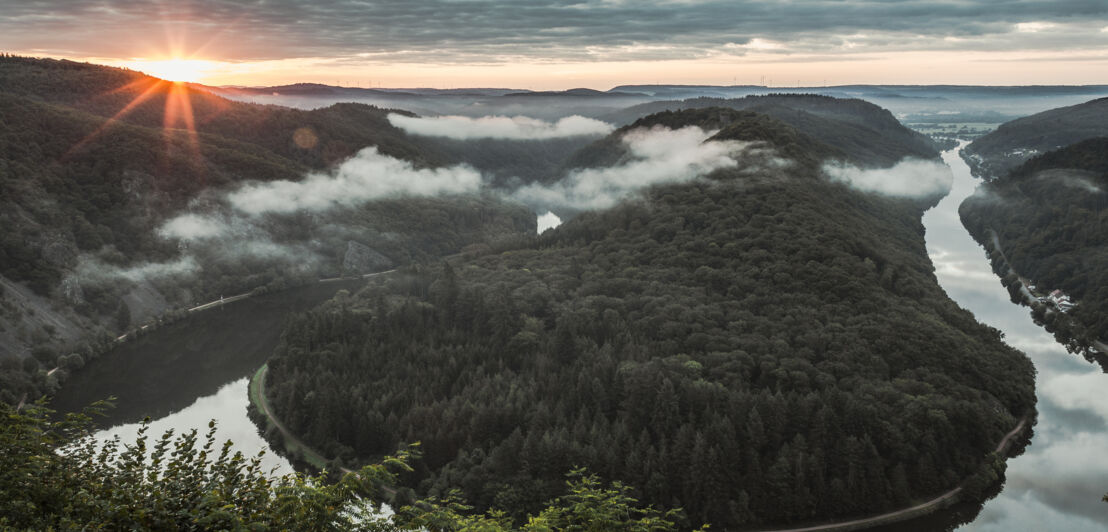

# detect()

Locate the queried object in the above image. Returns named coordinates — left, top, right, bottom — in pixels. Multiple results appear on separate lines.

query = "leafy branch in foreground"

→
left=1, top=401, right=693, bottom=530
left=398, top=467, right=705, bottom=531
left=0, top=400, right=407, bottom=530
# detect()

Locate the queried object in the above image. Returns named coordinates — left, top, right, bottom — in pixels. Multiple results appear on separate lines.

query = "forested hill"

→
left=960, top=137, right=1108, bottom=346
left=0, top=56, right=445, bottom=168
left=963, top=97, right=1108, bottom=179
left=563, top=108, right=845, bottom=178
left=264, top=109, right=1035, bottom=529
left=0, top=57, right=533, bottom=398
left=599, top=94, right=939, bottom=167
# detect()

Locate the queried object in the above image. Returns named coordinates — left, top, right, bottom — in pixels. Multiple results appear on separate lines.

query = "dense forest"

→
left=263, top=110, right=1035, bottom=528
left=960, top=137, right=1108, bottom=348
left=962, top=96, right=1108, bottom=179
left=0, top=56, right=533, bottom=402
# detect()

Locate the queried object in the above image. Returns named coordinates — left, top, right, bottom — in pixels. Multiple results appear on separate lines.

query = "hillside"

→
left=0, top=57, right=534, bottom=400
left=262, top=109, right=1034, bottom=529
left=960, top=137, right=1108, bottom=347
left=601, top=94, right=938, bottom=168
left=962, top=97, right=1108, bottom=179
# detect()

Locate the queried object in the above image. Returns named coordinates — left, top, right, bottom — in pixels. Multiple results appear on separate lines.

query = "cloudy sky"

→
left=2, top=0, right=1107, bottom=88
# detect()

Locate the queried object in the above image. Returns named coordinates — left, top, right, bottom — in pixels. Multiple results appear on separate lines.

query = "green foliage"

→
left=397, top=468, right=698, bottom=532
left=0, top=400, right=408, bottom=530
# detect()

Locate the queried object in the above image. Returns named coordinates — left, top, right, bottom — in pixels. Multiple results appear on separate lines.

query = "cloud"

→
left=514, top=125, right=749, bottom=210
left=4, top=1, right=1107, bottom=64
left=387, top=113, right=614, bottom=140
left=536, top=211, right=563, bottom=233
left=824, top=158, right=953, bottom=198
left=228, top=146, right=482, bottom=215
left=77, top=256, right=199, bottom=283
left=1035, top=169, right=1103, bottom=194
left=157, top=213, right=227, bottom=241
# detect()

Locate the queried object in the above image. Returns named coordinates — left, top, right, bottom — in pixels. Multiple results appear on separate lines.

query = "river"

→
left=51, top=279, right=363, bottom=477
left=48, top=148, right=1108, bottom=530
left=918, top=146, right=1108, bottom=531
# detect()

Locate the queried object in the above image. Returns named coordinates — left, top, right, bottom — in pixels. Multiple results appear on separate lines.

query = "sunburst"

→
left=65, top=62, right=223, bottom=167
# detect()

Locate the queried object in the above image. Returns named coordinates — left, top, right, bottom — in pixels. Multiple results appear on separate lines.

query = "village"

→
left=1029, top=283, right=1078, bottom=313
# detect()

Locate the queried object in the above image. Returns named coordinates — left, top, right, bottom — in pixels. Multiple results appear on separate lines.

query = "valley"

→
left=2, top=53, right=1107, bottom=530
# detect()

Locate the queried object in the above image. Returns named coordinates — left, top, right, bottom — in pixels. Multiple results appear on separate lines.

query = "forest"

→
left=960, top=137, right=1108, bottom=348
left=0, top=56, right=538, bottom=403
left=262, top=110, right=1035, bottom=528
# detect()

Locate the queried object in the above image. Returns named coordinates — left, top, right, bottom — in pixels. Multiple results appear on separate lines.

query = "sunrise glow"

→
left=121, top=58, right=221, bottom=83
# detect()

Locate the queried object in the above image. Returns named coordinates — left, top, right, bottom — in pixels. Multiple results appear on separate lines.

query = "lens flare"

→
left=125, top=58, right=219, bottom=83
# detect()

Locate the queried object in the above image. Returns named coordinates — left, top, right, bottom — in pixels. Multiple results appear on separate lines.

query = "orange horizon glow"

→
left=58, top=49, right=1104, bottom=91
left=0, top=40, right=1090, bottom=90
left=121, top=58, right=222, bottom=83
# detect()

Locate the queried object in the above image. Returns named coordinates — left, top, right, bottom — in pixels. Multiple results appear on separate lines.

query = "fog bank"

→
left=388, top=113, right=614, bottom=140
left=229, top=147, right=482, bottom=216
left=514, top=125, right=748, bottom=211
left=824, top=158, right=953, bottom=198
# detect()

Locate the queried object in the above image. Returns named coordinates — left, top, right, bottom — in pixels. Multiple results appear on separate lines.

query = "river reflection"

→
left=923, top=147, right=1108, bottom=531
left=51, top=280, right=363, bottom=479
left=94, top=378, right=294, bottom=476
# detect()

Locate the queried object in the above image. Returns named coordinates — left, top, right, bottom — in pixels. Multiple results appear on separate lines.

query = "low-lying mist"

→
left=1035, top=169, right=1104, bottom=194
left=227, top=147, right=482, bottom=215
left=387, top=113, right=613, bottom=140
left=823, top=158, right=954, bottom=199
left=513, top=125, right=752, bottom=211
left=79, top=146, right=488, bottom=287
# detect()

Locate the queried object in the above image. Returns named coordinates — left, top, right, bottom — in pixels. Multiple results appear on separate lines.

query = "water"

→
left=924, top=146, right=1108, bottom=531
left=51, top=279, right=363, bottom=478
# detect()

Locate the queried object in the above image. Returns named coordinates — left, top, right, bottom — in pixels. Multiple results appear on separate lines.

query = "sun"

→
left=126, top=58, right=218, bottom=83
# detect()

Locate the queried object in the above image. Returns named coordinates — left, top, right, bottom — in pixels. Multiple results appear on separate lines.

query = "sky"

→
left=2, top=0, right=1107, bottom=89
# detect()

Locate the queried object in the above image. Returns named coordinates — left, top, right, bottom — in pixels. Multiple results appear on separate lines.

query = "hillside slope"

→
left=960, top=137, right=1108, bottom=346
left=962, top=97, right=1108, bottom=179
left=0, top=57, right=533, bottom=397
left=263, top=109, right=1034, bottom=529
left=600, top=94, right=938, bottom=167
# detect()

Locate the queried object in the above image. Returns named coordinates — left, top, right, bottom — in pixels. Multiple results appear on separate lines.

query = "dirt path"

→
left=756, top=416, right=1028, bottom=532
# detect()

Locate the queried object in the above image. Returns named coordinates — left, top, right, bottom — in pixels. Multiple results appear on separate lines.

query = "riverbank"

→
left=976, top=228, right=1108, bottom=369
left=248, top=364, right=345, bottom=473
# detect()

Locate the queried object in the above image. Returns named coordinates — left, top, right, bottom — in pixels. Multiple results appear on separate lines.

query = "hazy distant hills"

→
left=598, top=95, right=938, bottom=168
left=962, top=97, right=1108, bottom=179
